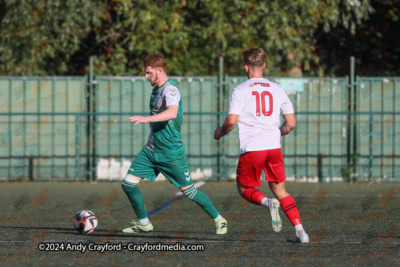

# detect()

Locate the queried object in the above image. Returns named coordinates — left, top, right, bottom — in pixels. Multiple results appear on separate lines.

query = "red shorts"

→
left=236, top=148, right=286, bottom=187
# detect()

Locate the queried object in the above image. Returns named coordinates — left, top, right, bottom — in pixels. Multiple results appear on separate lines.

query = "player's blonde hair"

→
left=242, top=48, right=267, bottom=66
left=144, top=54, right=167, bottom=70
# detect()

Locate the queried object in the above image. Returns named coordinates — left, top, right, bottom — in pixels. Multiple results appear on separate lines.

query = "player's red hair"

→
left=144, top=54, right=167, bottom=70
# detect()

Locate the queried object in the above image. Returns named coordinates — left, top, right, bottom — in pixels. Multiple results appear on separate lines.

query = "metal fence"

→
left=1, top=60, right=399, bottom=182
left=0, top=77, right=88, bottom=181
left=354, top=77, right=400, bottom=181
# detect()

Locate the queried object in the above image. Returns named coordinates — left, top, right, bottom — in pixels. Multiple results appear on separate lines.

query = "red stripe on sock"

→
left=242, top=188, right=266, bottom=206
left=280, top=195, right=302, bottom=226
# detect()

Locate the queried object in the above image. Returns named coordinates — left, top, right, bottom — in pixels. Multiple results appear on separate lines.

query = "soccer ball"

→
left=73, top=210, right=98, bottom=234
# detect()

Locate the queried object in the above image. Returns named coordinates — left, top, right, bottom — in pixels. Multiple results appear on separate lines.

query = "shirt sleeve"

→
left=164, top=86, right=181, bottom=106
left=228, top=88, right=244, bottom=115
left=280, top=90, right=294, bottom=114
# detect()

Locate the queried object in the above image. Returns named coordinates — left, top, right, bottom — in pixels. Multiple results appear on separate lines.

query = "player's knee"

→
left=179, top=184, right=192, bottom=191
left=122, top=174, right=141, bottom=192
left=182, top=184, right=197, bottom=200
left=236, top=183, right=246, bottom=198
left=124, top=174, right=142, bottom=183
left=270, top=184, right=289, bottom=200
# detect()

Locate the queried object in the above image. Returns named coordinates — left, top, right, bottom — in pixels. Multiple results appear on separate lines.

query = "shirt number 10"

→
left=251, top=91, right=273, bottom=116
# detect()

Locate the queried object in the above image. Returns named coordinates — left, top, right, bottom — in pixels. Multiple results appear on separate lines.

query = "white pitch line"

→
left=175, top=181, right=205, bottom=196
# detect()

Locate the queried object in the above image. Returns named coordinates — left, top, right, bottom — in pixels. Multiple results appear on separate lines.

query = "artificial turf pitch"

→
left=0, top=181, right=399, bottom=266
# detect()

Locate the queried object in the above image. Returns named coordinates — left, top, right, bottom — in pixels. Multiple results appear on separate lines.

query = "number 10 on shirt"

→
left=252, top=91, right=273, bottom=116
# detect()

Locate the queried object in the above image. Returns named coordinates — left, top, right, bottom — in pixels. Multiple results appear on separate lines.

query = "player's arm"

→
left=129, top=86, right=180, bottom=125
left=280, top=90, right=295, bottom=136
left=214, top=87, right=242, bottom=140
left=129, top=105, right=178, bottom=125
left=214, top=114, right=239, bottom=140
left=280, top=113, right=296, bottom=136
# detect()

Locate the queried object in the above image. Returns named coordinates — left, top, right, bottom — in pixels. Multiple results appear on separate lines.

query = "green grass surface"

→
left=0, top=181, right=399, bottom=266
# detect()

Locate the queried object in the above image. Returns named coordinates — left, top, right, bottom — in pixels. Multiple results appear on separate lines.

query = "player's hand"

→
left=129, top=116, right=149, bottom=125
left=214, top=126, right=222, bottom=140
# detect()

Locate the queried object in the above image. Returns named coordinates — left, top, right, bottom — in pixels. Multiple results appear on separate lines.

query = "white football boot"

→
left=293, top=230, right=309, bottom=243
left=268, top=198, right=282, bottom=233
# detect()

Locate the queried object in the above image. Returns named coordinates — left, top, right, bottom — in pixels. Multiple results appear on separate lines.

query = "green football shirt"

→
left=145, top=79, right=184, bottom=153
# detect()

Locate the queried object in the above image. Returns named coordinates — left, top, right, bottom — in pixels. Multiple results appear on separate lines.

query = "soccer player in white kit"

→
left=214, top=48, right=309, bottom=243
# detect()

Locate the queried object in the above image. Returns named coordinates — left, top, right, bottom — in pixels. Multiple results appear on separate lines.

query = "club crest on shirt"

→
left=249, top=83, right=254, bottom=87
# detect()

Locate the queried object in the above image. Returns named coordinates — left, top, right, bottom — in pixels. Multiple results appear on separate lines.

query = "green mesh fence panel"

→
left=355, top=77, right=400, bottom=182
left=1, top=75, right=399, bottom=182
left=0, top=77, right=87, bottom=181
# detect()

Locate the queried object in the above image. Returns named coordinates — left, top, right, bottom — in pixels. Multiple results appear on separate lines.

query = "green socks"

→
left=182, top=185, right=219, bottom=219
left=122, top=180, right=148, bottom=220
left=122, top=181, right=220, bottom=221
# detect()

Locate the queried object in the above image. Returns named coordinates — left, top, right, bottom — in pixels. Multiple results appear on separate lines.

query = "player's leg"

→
left=179, top=183, right=227, bottom=234
left=236, top=151, right=272, bottom=206
left=122, top=174, right=153, bottom=233
left=237, top=183, right=271, bottom=208
left=264, top=148, right=307, bottom=241
left=121, top=148, right=158, bottom=233
left=268, top=181, right=308, bottom=243
left=236, top=151, right=281, bottom=232
left=180, top=183, right=220, bottom=220
left=157, top=149, right=227, bottom=234
left=236, top=182, right=281, bottom=232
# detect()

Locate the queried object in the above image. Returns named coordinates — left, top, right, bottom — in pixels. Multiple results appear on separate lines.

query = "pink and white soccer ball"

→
left=73, top=210, right=98, bottom=234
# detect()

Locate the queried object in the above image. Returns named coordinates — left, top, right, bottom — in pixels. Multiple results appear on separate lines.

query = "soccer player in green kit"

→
left=122, top=54, right=227, bottom=234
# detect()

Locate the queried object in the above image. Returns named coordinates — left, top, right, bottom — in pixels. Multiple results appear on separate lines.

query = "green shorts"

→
left=128, top=147, right=192, bottom=187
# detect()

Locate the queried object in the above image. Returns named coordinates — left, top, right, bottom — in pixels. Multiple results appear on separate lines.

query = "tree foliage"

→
left=1, top=0, right=395, bottom=77
left=315, top=0, right=400, bottom=76
left=0, top=0, right=103, bottom=75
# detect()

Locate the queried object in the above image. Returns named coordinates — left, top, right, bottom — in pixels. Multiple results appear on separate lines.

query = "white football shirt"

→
left=228, top=78, right=294, bottom=154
